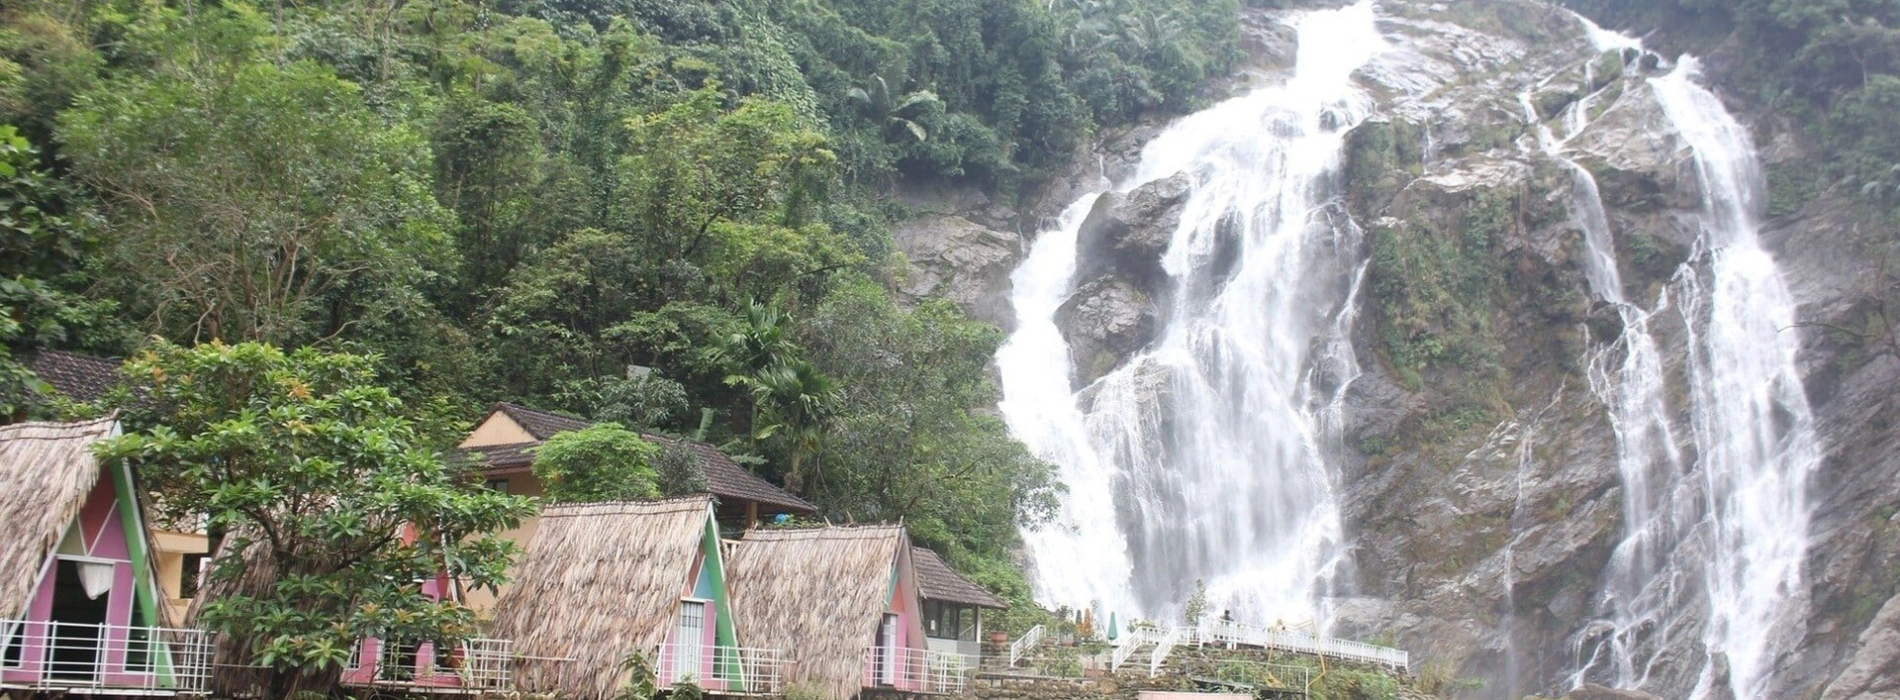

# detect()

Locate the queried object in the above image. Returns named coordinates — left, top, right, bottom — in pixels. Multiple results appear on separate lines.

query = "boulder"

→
left=1055, top=277, right=1160, bottom=389
left=892, top=215, right=1024, bottom=329
left=1564, top=81, right=1700, bottom=220
left=1074, top=174, right=1192, bottom=292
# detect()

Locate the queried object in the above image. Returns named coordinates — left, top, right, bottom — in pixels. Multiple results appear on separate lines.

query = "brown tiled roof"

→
left=467, top=403, right=816, bottom=514
left=28, top=350, right=122, bottom=403
left=911, top=546, right=1007, bottom=609
left=642, top=433, right=817, bottom=515
left=493, top=402, right=590, bottom=441
left=459, top=442, right=536, bottom=470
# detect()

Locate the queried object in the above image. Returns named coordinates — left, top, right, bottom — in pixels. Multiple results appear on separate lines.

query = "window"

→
left=673, top=600, right=706, bottom=683
left=875, top=613, right=899, bottom=686
left=179, top=553, right=209, bottom=599
left=484, top=478, right=510, bottom=493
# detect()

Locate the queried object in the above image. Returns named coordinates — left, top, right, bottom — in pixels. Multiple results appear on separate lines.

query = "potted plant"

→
left=990, top=630, right=1009, bottom=644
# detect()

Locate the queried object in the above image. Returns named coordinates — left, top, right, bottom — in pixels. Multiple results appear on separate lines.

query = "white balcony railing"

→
left=654, top=642, right=783, bottom=696
left=862, top=646, right=964, bottom=694
left=341, top=636, right=512, bottom=692
left=0, top=619, right=213, bottom=695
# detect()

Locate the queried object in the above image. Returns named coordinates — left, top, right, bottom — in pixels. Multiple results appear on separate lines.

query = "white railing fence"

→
left=653, top=642, right=783, bottom=696
left=1208, top=659, right=1313, bottom=694
left=1147, top=626, right=1186, bottom=677
left=862, top=646, right=964, bottom=694
left=1006, top=625, right=1044, bottom=667
left=1202, top=621, right=1409, bottom=671
left=1109, top=626, right=1160, bottom=671
left=341, top=636, right=513, bottom=692
left=0, top=619, right=214, bottom=694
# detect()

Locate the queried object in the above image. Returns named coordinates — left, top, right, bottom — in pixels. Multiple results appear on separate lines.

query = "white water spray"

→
left=997, top=2, right=1386, bottom=623
left=1536, top=26, right=1820, bottom=699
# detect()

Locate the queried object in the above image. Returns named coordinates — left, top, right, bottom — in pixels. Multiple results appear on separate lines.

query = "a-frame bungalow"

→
left=492, top=496, right=781, bottom=699
left=0, top=417, right=214, bottom=696
left=726, top=526, right=962, bottom=700
left=337, top=522, right=512, bottom=695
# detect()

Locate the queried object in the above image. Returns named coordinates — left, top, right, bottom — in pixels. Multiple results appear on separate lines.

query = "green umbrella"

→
left=1108, top=612, right=1119, bottom=640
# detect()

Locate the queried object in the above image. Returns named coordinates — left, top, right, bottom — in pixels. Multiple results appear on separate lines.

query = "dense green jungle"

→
left=0, top=0, right=1249, bottom=620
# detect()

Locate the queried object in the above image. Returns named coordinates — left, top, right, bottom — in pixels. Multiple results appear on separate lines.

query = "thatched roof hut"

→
left=492, top=496, right=739, bottom=699
left=0, top=417, right=211, bottom=694
left=0, top=416, right=123, bottom=618
left=726, top=526, right=925, bottom=700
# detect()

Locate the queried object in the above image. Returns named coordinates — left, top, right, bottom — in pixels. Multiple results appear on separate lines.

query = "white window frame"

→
left=671, top=598, right=711, bottom=684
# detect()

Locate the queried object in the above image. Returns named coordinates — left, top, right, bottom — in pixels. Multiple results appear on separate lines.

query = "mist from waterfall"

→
left=995, top=1, right=1384, bottom=624
left=1535, top=25, right=1820, bottom=700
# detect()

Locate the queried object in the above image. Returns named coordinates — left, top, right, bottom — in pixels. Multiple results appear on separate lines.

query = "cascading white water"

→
left=996, top=2, right=1384, bottom=624
left=1536, top=26, right=1821, bottom=699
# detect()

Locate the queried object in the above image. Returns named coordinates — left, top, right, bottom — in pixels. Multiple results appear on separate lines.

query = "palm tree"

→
left=708, top=301, right=799, bottom=379
left=739, top=359, right=839, bottom=492
left=846, top=75, right=941, bottom=143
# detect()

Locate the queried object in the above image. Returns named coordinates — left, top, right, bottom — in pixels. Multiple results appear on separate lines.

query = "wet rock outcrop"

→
left=893, top=215, right=1024, bottom=329
left=1053, top=175, right=1190, bottom=388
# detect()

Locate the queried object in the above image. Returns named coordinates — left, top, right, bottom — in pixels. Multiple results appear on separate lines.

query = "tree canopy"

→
left=97, top=341, right=532, bottom=696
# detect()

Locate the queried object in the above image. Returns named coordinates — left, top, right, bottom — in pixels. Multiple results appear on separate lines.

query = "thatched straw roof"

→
left=726, top=526, right=916, bottom=700
left=491, top=496, right=719, bottom=700
left=0, top=416, right=119, bottom=618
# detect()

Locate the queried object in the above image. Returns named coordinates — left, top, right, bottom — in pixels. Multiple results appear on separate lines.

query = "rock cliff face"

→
left=892, top=214, right=1024, bottom=329
left=957, top=1, right=1900, bottom=699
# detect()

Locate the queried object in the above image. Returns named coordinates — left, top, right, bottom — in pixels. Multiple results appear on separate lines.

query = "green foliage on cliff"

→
left=1369, top=191, right=1512, bottom=390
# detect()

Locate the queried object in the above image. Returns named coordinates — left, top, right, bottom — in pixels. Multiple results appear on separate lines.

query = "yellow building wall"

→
left=459, top=412, right=534, bottom=448
left=150, top=530, right=209, bottom=624
left=465, top=471, right=545, bottom=620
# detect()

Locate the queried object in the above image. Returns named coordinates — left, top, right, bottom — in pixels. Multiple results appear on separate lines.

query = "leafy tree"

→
left=798, top=276, right=1059, bottom=564
left=652, top=441, right=710, bottom=496
left=532, top=422, right=663, bottom=502
left=846, top=75, right=941, bottom=143
left=0, top=125, right=110, bottom=417
left=58, top=58, right=451, bottom=345
left=97, top=341, right=532, bottom=697
left=737, top=358, right=839, bottom=491
left=619, top=84, right=836, bottom=256
left=585, top=370, right=693, bottom=432
left=1183, top=577, right=1208, bottom=627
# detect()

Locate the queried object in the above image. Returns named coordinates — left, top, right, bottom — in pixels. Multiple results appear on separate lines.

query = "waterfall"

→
left=1537, top=25, right=1821, bottom=699
left=996, top=2, right=1385, bottom=624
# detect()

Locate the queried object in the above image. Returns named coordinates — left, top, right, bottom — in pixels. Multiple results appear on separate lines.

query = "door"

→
left=875, top=613, right=899, bottom=687
left=48, top=559, right=112, bottom=681
left=672, top=600, right=705, bottom=684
